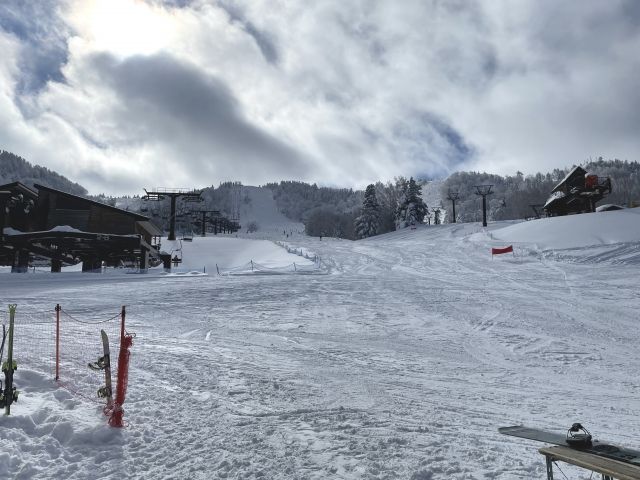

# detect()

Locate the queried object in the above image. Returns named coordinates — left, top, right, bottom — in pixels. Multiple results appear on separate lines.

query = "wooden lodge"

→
left=543, top=166, right=613, bottom=216
left=0, top=182, right=168, bottom=272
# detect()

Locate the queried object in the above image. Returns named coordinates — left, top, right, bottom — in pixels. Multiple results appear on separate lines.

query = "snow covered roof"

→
left=543, top=190, right=566, bottom=209
left=550, top=166, right=587, bottom=194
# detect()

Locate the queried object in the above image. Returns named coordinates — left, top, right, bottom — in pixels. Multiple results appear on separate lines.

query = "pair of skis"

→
left=500, top=425, right=640, bottom=466
left=1, top=306, right=19, bottom=414
left=89, top=329, right=114, bottom=411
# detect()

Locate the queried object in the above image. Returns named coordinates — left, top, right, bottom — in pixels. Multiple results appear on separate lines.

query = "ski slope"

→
left=2, top=211, right=640, bottom=479
left=236, top=186, right=304, bottom=238
left=161, top=235, right=314, bottom=273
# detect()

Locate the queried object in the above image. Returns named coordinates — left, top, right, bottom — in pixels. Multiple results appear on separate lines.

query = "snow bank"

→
left=491, top=209, right=640, bottom=250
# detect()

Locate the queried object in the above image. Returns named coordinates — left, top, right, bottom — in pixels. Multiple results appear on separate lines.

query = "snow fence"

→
left=217, top=259, right=321, bottom=275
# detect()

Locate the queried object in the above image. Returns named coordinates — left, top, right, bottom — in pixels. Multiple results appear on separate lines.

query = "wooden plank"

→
left=540, top=446, right=640, bottom=480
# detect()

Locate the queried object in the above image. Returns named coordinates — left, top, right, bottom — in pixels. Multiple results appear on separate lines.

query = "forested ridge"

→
left=267, top=158, right=640, bottom=238
left=3, top=148, right=639, bottom=237
left=0, top=150, right=87, bottom=196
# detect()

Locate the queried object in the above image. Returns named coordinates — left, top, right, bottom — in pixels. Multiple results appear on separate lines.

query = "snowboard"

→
left=89, top=330, right=113, bottom=409
left=499, top=425, right=640, bottom=466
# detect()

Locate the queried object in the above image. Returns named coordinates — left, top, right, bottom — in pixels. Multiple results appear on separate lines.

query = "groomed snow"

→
left=2, top=211, right=640, bottom=479
left=162, top=236, right=314, bottom=273
left=490, top=209, right=640, bottom=250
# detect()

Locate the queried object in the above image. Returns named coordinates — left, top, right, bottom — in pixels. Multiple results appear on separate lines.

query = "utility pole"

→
left=446, top=190, right=459, bottom=223
left=142, top=188, right=202, bottom=240
left=474, top=185, right=494, bottom=227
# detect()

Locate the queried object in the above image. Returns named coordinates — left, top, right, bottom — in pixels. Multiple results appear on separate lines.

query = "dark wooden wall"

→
left=39, top=191, right=135, bottom=234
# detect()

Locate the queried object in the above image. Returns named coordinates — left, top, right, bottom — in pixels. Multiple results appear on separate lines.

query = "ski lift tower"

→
left=446, top=190, right=460, bottom=223
left=474, top=185, right=494, bottom=227
left=143, top=188, right=202, bottom=241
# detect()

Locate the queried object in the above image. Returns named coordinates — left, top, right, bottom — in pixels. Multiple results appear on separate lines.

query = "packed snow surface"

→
left=491, top=209, right=640, bottom=250
left=2, top=212, right=640, bottom=479
left=162, top=236, right=314, bottom=272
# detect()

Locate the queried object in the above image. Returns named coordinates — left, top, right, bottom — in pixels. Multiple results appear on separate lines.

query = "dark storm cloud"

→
left=0, top=0, right=68, bottom=94
left=88, top=52, right=308, bottom=177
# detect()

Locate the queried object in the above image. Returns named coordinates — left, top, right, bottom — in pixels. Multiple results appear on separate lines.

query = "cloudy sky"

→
left=0, top=0, right=639, bottom=195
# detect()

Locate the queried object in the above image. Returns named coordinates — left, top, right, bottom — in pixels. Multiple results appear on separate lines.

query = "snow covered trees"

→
left=355, top=184, right=381, bottom=238
left=395, top=177, right=428, bottom=229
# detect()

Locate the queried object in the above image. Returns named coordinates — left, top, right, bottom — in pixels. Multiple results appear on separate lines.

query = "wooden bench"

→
left=539, top=446, right=640, bottom=480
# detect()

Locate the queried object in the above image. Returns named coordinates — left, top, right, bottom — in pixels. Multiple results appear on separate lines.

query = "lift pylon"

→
left=142, top=188, right=202, bottom=241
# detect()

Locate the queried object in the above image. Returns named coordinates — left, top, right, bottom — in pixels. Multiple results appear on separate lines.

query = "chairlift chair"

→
left=171, top=240, right=183, bottom=266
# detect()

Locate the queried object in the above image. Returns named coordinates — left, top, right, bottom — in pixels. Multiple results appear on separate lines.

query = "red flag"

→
left=491, top=245, right=513, bottom=255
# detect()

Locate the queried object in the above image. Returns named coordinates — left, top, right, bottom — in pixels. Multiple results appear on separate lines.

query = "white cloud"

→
left=0, top=0, right=639, bottom=194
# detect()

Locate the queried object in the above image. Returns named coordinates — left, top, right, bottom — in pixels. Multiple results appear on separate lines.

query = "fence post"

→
left=216, top=264, right=220, bottom=275
left=294, top=262, right=296, bottom=271
left=55, top=304, right=61, bottom=381
left=251, top=260, right=254, bottom=271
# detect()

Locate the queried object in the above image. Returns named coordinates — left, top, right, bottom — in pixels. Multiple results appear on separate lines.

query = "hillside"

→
left=0, top=150, right=87, bottom=195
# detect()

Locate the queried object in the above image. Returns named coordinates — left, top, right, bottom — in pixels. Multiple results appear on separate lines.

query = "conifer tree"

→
left=355, top=184, right=381, bottom=238
left=395, top=177, right=428, bottom=229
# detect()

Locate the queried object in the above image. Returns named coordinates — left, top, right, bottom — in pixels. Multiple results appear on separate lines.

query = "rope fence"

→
left=212, top=241, right=324, bottom=275
left=216, top=259, right=321, bottom=275
left=1, top=304, right=133, bottom=426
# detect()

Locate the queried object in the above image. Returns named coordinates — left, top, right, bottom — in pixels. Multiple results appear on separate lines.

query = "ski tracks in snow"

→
left=3, top=224, right=640, bottom=478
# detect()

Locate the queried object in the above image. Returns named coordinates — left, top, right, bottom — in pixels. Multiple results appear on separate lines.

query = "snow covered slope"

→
left=491, top=208, right=640, bottom=250
left=2, top=212, right=640, bottom=479
left=421, top=179, right=446, bottom=221
left=237, top=185, right=304, bottom=236
left=162, top=235, right=313, bottom=272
